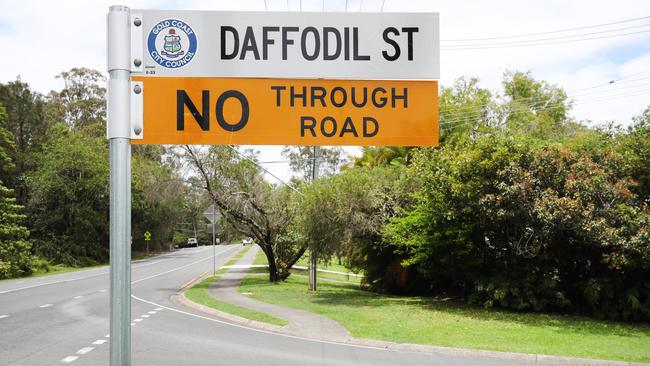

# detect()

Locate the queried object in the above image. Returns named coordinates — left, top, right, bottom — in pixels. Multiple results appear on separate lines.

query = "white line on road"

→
left=0, top=314, right=9, bottom=319
left=131, top=246, right=237, bottom=285
left=92, top=339, right=107, bottom=345
left=39, top=303, right=53, bottom=308
left=134, top=318, right=143, bottom=322
left=73, top=295, right=84, bottom=299
left=61, top=356, right=78, bottom=363
left=141, top=314, right=150, bottom=318
left=132, top=294, right=387, bottom=352
left=154, top=307, right=163, bottom=311
left=130, top=322, right=135, bottom=326
left=147, top=311, right=156, bottom=314
left=105, top=334, right=110, bottom=338
left=76, top=347, right=94, bottom=355
left=0, top=247, right=214, bottom=295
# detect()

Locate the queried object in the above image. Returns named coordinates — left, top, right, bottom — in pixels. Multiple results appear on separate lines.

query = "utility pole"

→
left=212, top=204, right=216, bottom=275
left=107, top=5, right=132, bottom=366
left=308, top=146, right=320, bottom=291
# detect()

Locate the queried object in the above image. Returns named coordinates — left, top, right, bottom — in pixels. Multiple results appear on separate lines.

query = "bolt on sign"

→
left=127, top=10, right=440, bottom=146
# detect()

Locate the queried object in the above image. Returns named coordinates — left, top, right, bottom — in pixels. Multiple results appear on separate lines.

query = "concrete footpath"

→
left=204, top=245, right=352, bottom=342
left=178, top=245, right=649, bottom=366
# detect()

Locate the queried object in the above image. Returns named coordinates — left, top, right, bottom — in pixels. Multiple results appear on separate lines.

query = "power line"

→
left=442, top=29, right=650, bottom=50
left=441, top=15, right=650, bottom=42
left=442, top=23, right=650, bottom=48
left=226, top=145, right=303, bottom=195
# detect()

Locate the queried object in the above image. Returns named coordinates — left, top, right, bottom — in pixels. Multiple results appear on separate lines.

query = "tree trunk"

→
left=261, top=244, right=280, bottom=282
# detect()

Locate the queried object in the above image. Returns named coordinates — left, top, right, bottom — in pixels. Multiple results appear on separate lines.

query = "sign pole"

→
left=212, top=204, right=216, bottom=275
left=308, top=146, right=320, bottom=291
left=107, top=5, right=132, bottom=366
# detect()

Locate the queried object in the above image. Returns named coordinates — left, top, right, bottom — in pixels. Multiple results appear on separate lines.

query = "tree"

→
left=26, top=125, right=109, bottom=265
left=282, top=146, right=346, bottom=179
left=0, top=78, right=50, bottom=202
left=48, top=68, right=106, bottom=131
left=184, top=145, right=305, bottom=281
left=385, top=133, right=650, bottom=319
left=621, top=106, right=650, bottom=203
left=0, top=104, right=35, bottom=278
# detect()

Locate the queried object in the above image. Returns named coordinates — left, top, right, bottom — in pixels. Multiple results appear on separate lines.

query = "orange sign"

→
left=131, top=77, right=438, bottom=146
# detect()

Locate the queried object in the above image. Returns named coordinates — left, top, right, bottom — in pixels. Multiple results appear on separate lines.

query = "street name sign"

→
left=127, top=10, right=440, bottom=146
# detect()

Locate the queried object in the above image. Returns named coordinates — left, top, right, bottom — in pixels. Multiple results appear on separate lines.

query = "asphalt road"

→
left=0, top=245, right=548, bottom=366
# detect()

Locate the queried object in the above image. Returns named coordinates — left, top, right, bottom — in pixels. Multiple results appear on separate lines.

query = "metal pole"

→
left=107, top=5, right=131, bottom=366
left=308, top=146, right=320, bottom=291
left=212, top=205, right=216, bottom=274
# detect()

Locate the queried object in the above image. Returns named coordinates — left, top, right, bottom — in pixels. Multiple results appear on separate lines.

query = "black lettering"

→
left=262, top=26, right=279, bottom=60
left=372, top=87, right=387, bottom=108
left=221, top=26, right=239, bottom=60
left=353, top=28, right=370, bottom=60
left=311, top=87, right=327, bottom=107
left=363, top=117, right=379, bottom=137
left=301, top=116, right=317, bottom=137
left=271, top=86, right=286, bottom=106
left=301, top=27, right=320, bottom=61
left=215, top=90, right=249, bottom=132
left=321, top=116, right=337, bottom=137
left=401, top=27, right=418, bottom=60
left=382, top=27, right=400, bottom=61
left=282, top=27, right=299, bottom=60
left=343, top=27, right=350, bottom=60
left=240, top=26, right=260, bottom=60
left=331, top=87, right=347, bottom=107
left=323, top=27, right=342, bottom=60
left=339, top=117, right=358, bottom=137
left=290, top=86, right=307, bottom=107
left=351, top=87, right=367, bottom=107
left=177, top=90, right=209, bottom=131
left=392, top=88, right=408, bottom=108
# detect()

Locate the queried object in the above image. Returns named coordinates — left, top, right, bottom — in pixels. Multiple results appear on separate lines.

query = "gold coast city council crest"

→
left=147, top=18, right=197, bottom=69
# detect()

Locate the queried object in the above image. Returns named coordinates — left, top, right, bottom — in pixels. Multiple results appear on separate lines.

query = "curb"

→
left=176, top=289, right=649, bottom=366
left=172, top=291, right=286, bottom=333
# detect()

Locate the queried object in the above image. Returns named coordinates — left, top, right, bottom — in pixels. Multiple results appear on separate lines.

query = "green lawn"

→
left=239, top=275, right=650, bottom=362
left=251, top=250, right=361, bottom=283
left=222, top=244, right=251, bottom=268
left=186, top=276, right=287, bottom=326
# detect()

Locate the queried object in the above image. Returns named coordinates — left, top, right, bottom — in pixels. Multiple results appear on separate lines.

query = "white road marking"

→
left=76, top=347, right=94, bottom=355
left=147, top=311, right=156, bottom=314
left=154, top=307, right=163, bottom=311
left=99, top=289, right=107, bottom=293
left=105, top=334, right=110, bottom=338
left=132, top=294, right=387, bottom=352
left=134, top=318, right=143, bottom=322
left=130, top=246, right=237, bottom=285
left=130, top=322, right=135, bottom=326
left=92, top=339, right=107, bottom=345
left=61, top=356, right=78, bottom=363
left=0, top=248, right=215, bottom=295
left=39, top=303, right=53, bottom=308
left=73, top=295, right=84, bottom=299
left=141, top=314, right=150, bottom=318
left=0, top=314, right=9, bottom=319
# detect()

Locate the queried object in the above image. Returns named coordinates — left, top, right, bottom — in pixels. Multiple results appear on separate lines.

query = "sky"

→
left=0, top=0, right=649, bottom=182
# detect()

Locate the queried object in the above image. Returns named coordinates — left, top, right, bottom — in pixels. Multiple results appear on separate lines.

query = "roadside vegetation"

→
left=239, top=274, right=650, bottom=362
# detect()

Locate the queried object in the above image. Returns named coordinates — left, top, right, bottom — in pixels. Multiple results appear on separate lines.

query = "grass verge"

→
left=252, top=250, right=361, bottom=284
left=185, top=276, right=287, bottom=326
left=239, top=274, right=650, bottom=362
left=222, top=244, right=252, bottom=268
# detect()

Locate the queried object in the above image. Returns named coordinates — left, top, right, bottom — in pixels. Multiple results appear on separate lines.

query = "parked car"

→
left=242, top=237, right=253, bottom=246
left=187, top=237, right=198, bottom=247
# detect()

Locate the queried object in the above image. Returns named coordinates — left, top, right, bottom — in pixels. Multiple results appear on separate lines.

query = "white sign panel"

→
left=133, top=10, right=439, bottom=80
